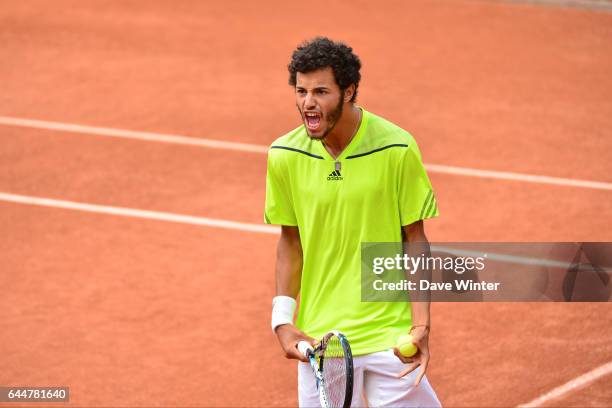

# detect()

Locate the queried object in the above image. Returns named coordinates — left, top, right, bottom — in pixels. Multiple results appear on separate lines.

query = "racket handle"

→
left=297, top=340, right=314, bottom=357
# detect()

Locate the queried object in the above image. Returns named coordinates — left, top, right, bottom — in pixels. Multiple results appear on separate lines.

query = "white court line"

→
left=0, top=116, right=268, bottom=153
left=0, top=192, right=279, bottom=235
left=502, top=0, right=612, bottom=12
left=1, top=115, right=612, bottom=191
left=424, top=164, right=612, bottom=191
left=431, top=245, right=609, bottom=271
left=2, top=191, right=608, bottom=272
left=517, top=360, right=612, bottom=407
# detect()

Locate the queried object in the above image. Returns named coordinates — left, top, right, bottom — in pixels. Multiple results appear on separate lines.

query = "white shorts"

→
left=298, top=349, right=441, bottom=407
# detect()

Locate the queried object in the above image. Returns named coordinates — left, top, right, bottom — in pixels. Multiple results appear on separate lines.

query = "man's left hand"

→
left=393, top=326, right=430, bottom=386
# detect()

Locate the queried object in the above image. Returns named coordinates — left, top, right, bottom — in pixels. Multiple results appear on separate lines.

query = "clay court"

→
left=1, top=0, right=611, bottom=406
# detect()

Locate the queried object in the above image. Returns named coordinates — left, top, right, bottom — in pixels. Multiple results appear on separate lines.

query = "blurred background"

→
left=1, top=0, right=611, bottom=406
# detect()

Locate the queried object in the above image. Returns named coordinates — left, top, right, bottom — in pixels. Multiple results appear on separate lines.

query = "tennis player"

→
left=266, top=37, right=441, bottom=407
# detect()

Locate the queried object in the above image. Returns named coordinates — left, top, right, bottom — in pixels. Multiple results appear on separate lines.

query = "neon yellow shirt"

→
left=265, top=109, right=439, bottom=355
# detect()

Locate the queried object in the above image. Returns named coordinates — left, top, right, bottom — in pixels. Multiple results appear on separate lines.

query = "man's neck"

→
left=322, top=105, right=362, bottom=159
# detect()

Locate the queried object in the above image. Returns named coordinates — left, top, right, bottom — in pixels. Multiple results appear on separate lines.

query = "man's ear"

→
left=344, top=84, right=356, bottom=103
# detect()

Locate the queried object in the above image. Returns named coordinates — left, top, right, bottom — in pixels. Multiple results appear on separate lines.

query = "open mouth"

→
left=304, top=112, right=321, bottom=130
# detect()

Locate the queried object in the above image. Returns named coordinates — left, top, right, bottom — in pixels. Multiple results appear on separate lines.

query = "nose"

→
left=304, top=92, right=316, bottom=110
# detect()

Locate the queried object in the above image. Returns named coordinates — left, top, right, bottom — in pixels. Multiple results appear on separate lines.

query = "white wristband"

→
left=271, top=295, right=296, bottom=333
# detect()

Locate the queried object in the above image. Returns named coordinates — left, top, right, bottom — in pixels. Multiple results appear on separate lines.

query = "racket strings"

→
left=320, top=335, right=347, bottom=407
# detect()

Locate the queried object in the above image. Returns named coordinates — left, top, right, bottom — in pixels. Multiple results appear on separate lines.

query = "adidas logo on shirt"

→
left=327, top=170, right=343, bottom=181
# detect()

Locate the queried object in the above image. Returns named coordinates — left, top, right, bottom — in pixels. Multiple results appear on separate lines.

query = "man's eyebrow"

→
left=295, top=86, right=331, bottom=90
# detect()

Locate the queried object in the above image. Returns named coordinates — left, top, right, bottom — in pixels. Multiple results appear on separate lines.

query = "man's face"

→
left=295, top=67, right=344, bottom=140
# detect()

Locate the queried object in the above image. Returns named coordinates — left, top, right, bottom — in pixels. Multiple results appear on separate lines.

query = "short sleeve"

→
left=264, top=151, right=298, bottom=226
left=398, top=143, right=439, bottom=226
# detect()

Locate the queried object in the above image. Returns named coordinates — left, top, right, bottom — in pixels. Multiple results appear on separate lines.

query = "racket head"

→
left=315, top=331, right=353, bottom=408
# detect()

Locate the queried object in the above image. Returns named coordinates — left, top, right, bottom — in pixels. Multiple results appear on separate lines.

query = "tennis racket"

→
left=297, top=331, right=354, bottom=408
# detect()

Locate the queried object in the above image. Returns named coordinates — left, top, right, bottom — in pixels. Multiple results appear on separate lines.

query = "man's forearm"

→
left=403, top=221, right=432, bottom=328
left=408, top=243, right=432, bottom=327
left=272, top=226, right=303, bottom=334
left=410, top=299, right=431, bottom=327
left=408, top=238, right=431, bottom=327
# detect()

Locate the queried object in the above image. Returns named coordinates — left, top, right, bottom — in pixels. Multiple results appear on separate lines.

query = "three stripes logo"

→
left=419, top=190, right=438, bottom=219
left=327, top=169, right=343, bottom=181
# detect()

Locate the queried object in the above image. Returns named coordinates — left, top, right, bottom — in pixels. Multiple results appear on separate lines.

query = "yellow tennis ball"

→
left=396, top=334, right=418, bottom=357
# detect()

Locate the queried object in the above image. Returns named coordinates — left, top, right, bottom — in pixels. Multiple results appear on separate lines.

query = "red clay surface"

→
left=1, top=0, right=612, bottom=407
left=540, top=373, right=612, bottom=407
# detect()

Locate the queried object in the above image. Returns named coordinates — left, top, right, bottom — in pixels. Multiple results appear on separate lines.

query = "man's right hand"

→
left=275, top=324, right=315, bottom=362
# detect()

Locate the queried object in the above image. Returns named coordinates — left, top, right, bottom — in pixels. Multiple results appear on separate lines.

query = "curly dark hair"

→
left=288, top=37, right=362, bottom=103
